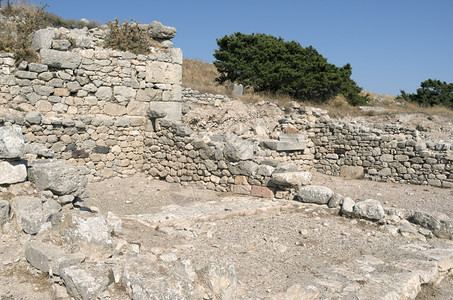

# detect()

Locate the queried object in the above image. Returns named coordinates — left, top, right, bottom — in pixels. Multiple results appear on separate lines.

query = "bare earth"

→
left=84, top=172, right=453, bottom=299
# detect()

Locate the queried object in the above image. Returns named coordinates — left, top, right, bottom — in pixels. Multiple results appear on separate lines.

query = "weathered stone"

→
left=146, top=61, right=182, bottom=84
left=223, top=138, right=254, bottom=162
left=271, top=171, right=312, bottom=188
left=114, top=86, right=136, bottom=102
left=61, top=263, right=113, bottom=300
left=353, top=199, right=385, bottom=220
left=295, top=185, right=334, bottom=205
left=149, top=101, right=181, bottom=121
left=412, top=211, right=453, bottom=239
left=328, top=193, right=344, bottom=208
left=232, top=84, right=243, bottom=96
left=0, top=200, right=9, bottom=226
left=40, top=49, right=82, bottom=69
left=52, top=39, right=71, bottom=51
left=0, top=125, right=25, bottom=159
left=123, top=256, right=193, bottom=300
left=31, top=28, right=57, bottom=50
left=0, top=161, right=27, bottom=184
left=28, top=159, right=87, bottom=197
left=25, top=111, right=42, bottom=124
left=340, top=165, right=364, bottom=179
left=28, top=63, right=48, bottom=73
left=25, top=241, right=84, bottom=276
left=12, top=196, right=42, bottom=218
left=270, top=284, right=319, bottom=300
left=20, top=211, right=51, bottom=234
left=147, top=21, right=177, bottom=39
left=251, top=186, right=274, bottom=198
left=232, top=185, right=251, bottom=195
left=136, top=88, right=162, bottom=102
left=196, top=259, right=237, bottom=300
left=51, top=210, right=113, bottom=260
left=104, top=102, right=127, bottom=116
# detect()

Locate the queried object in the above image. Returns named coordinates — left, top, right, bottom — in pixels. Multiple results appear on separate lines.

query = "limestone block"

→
left=149, top=101, right=181, bottom=121
left=295, top=185, right=334, bottom=205
left=51, top=210, right=113, bottom=260
left=126, top=101, right=148, bottom=116
left=104, top=102, right=127, bottom=116
left=340, top=165, right=364, bottom=179
left=0, top=161, right=27, bottom=184
left=25, top=111, right=42, bottom=124
left=31, top=28, right=57, bottom=50
left=412, top=211, right=453, bottom=239
left=20, top=211, right=51, bottom=234
left=28, top=159, right=87, bottom=197
left=95, top=86, right=112, bottom=100
left=251, top=186, right=274, bottom=198
left=123, top=257, right=193, bottom=300
left=271, top=171, right=312, bottom=188
left=136, top=88, right=162, bottom=102
left=353, top=199, right=385, bottom=220
left=40, top=49, right=82, bottom=69
left=36, top=100, right=52, bottom=112
left=33, top=85, right=54, bottom=96
left=114, top=86, right=136, bottom=102
left=146, top=61, right=182, bottom=84
left=223, top=138, right=254, bottom=162
left=61, top=263, right=113, bottom=300
left=0, top=125, right=25, bottom=159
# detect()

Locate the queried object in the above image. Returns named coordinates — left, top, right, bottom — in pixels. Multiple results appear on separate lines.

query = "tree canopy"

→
left=213, top=32, right=367, bottom=105
left=399, top=79, right=453, bottom=108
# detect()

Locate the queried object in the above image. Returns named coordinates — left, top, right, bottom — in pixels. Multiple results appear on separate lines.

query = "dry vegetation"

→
left=182, top=58, right=453, bottom=119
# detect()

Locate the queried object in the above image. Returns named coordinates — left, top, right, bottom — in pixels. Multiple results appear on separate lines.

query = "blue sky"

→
left=43, top=0, right=452, bottom=96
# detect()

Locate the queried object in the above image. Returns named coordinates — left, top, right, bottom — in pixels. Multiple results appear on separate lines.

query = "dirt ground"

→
left=85, top=172, right=453, bottom=299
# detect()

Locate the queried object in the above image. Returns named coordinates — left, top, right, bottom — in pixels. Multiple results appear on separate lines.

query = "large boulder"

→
left=0, top=125, right=25, bottom=159
left=28, top=160, right=87, bottom=197
left=295, top=185, right=334, bottom=205
left=51, top=210, right=113, bottom=260
left=31, top=28, right=57, bottom=50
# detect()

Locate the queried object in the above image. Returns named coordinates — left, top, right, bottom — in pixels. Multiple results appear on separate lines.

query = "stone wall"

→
left=0, top=23, right=183, bottom=181
left=311, top=118, right=453, bottom=188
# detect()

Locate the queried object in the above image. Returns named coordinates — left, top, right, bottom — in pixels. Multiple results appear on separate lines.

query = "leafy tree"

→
left=399, top=79, right=453, bottom=108
left=213, top=32, right=367, bottom=105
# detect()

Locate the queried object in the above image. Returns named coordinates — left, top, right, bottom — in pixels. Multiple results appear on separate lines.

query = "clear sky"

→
left=43, top=0, right=453, bottom=96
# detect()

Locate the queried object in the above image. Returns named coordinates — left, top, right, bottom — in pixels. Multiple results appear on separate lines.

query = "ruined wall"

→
left=311, top=119, right=453, bottom=188
left=0, top=24, right=182, bottom=181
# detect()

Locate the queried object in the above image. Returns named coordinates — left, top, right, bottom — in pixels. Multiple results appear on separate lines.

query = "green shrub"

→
left=213, top=32, right=367, bottom=106
left=399, top=79, right=453, bottom=108
left=104, top=18, right=159, bottom=55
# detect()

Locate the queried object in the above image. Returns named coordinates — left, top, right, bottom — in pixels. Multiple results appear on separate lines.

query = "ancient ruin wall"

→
left=0, top=24, right=183, bottom=181
left=311, top=119, right=453, bottom=188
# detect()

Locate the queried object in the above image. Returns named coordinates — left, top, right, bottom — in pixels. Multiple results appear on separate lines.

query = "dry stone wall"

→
left=311, top=118, right=453, bottom=188
left=0, top=23, right=183, bottom=181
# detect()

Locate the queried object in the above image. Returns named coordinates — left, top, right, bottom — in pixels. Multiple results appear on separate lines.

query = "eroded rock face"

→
left=28, top=159, right=87, bottom=197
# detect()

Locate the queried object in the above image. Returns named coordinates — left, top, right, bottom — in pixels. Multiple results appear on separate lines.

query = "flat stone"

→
left=250, top=186, right=274, bottom=198
left=149, top=101, right=181, bottom=121
left=340, top=165, right=364, bottom=179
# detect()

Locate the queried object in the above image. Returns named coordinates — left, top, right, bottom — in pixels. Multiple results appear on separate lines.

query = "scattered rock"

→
left=353, top=199, right=385, bottom=221
left=295, top=185, right=334, bottom=205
